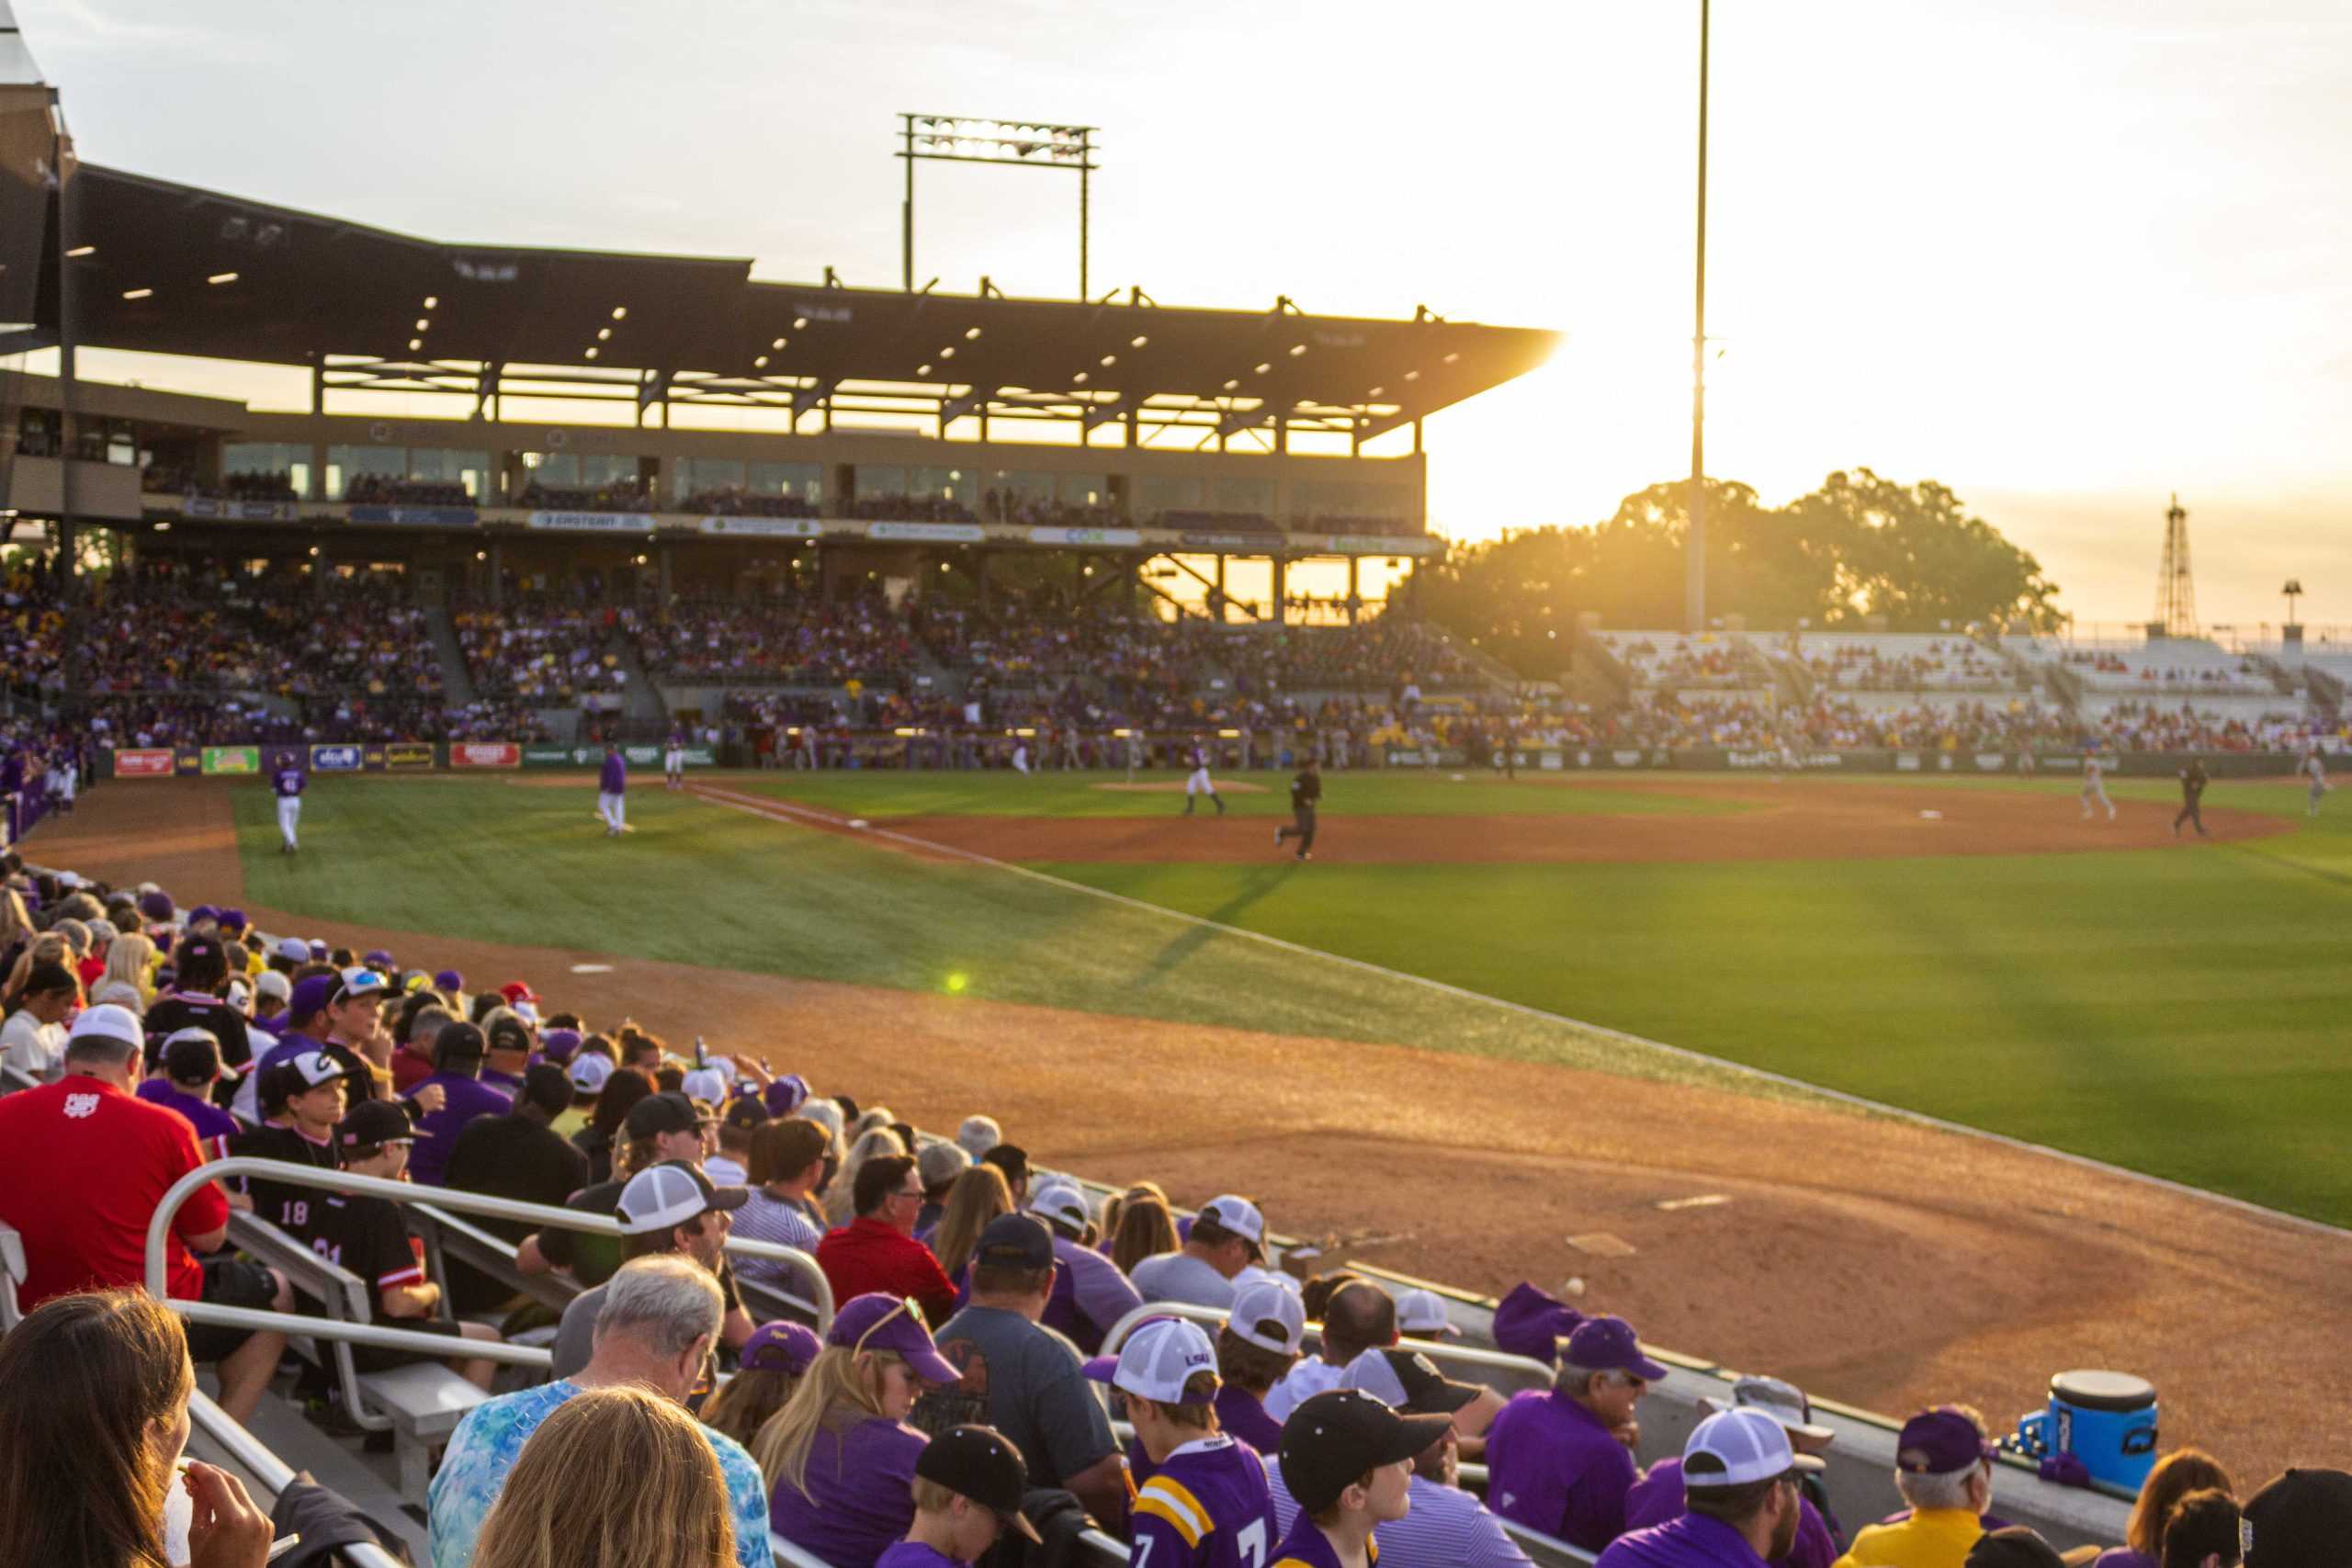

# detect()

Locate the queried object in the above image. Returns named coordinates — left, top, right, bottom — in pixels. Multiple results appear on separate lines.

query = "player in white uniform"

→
left=2303, top=749, right=2330, bottom=818
left=2080, top=753, right=2117, bottom=821
left=1182, top=734, right=1226, bottom=816
left=1011, top=738, right=1032, bottom=776
left=663, top=730, right=685, bottom=790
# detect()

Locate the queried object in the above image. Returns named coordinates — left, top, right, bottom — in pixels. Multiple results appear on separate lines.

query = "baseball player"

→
left=596, top=742, right=628, bottom=836
left=2302, top=748, right=2330, bottom=818
left=2175, top=757, right=2210, bottom=839
left=1276, top=756, right=1320, bottom=862
left=270, top=749, right=307, bottom=852
left=1125, top=729, right=1146, bottom=783
left=1011, top=735, right=1032, bottom=777
left=2080, top=751, right=2116, bottom=821
left=1182, top=734, right=1227, bottom=817
left=663, top=728, right=686, bottom=790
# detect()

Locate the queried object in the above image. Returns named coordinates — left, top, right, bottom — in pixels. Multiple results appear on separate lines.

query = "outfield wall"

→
left=1387, top=746, right=2312, bottom=778
left=97, top=740, right=722, bottom=779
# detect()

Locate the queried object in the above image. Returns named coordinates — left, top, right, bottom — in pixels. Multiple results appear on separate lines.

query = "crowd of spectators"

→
left=685, top=488, right=822, bottom=519
left=2058, top=649, right=2278, bottom=694
left=516, top=479, right=655, bottom=513
left=1781, top=636, right=2019, bottom=693
left=636, top=595, right=924, bottom=684
left=455, top=601, right=636, bottom=703
left=979, top=490, right=1120, bottom=527
left=342, top=473, right=474, bottom=508
left=845, top=492, right=979, bottom=523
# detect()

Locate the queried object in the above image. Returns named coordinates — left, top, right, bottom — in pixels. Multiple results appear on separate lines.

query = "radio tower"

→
left=2154, top=493, right=2198, bottom=638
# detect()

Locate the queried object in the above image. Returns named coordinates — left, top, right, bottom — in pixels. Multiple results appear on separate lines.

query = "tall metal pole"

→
left=900, top=114, right=915, bottom=292
left=1684, top=0, right=1710, bottom=633
left=1079, top=130, right=1091, bottom=300
left=51, top=86, right=78, bottom=618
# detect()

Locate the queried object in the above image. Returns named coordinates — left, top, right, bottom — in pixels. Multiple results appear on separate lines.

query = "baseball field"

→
left=30, top=765, right=2352, bottom=1477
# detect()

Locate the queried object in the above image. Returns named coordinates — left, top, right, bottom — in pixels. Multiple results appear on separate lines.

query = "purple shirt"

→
left=136, top=1081, right=240, bottom=1150
left=481, top=1066, right=526, bottom=1092
left=2092, top=1552, right=2156, bottom=1568
left=405, top=1072, right=514, bottom=1186
left=1269, top=1511, right=1351, bottom=1568
left=271, top=767, right=305, bottom=798
left=875, top=1547, right=960, bottom=1568
left=1216, top=1384, right=1283, bottom=1457
left=1047, top=1235, right=1145, bottom=1354
left=599, top=753, right=627, bottom=793
left=1134, top=1435, right=1279, bottom=1568
left=1487, top=1389, right=1638, bottom=1551
left=768, top=1414, right=925, bottom=1568
left=1595, top=1512, right=1770, bottom=1568
left=1623, top=1459, right=1838, bottom=1568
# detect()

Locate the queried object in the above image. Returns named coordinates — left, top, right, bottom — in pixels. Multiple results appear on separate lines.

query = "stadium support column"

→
left=488, top=541, right=503, bottom=609
left=314, top=542, right=330, bottom=604
left=1272, top=555, right=1286, bottom=626
left=658, top=545, right=673, bottom=605
left=52, top=96, right=77, bottom=614
left=1347, top=556, right=1359, bottom=626
left=1214, top=554, right=1227, bottom=624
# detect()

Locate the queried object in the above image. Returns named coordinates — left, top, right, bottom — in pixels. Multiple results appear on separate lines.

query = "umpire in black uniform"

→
left=1277, top=755, right=1320, bottom=861
left=2176, top=758, right=2211, bottom=838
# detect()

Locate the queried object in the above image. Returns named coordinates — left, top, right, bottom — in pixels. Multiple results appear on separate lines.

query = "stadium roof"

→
left=60, top=163, right=1556, bottom=437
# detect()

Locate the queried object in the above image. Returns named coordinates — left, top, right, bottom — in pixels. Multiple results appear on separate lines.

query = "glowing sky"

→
left=18, top=0, right=2351, bottom=627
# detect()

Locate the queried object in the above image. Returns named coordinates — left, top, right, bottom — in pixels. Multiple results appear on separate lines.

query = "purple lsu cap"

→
left=434, top=969, right=464, bottom=992
left=1564, top=1314, right=1668, bottom=1382
left=288, top=973, right=338, bottom=1021
left=1897, top=1407, right=1996, bottom=1475
left=190, top=904, right=221, bottom=925
left=741, top=1320, right=822, bottom=1377
left=307, top=940, right=328, bottom=961
left=1493, top=1281, right=1585, bottom=1366
left=363, top=948, right=394, bottom=969
left=539, top=1028, right=582, bottom=1066
left=138, top=889, right=175, bottom=922
left=825, top=1292, right=959, bottom=1385
left=764, top=1074, right=811, bottom=1118
left=219, top=908, right=248, bottom=933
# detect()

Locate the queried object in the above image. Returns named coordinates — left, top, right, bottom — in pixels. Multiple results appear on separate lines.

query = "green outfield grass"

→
left=232, top=770, right=2352, bottom=1224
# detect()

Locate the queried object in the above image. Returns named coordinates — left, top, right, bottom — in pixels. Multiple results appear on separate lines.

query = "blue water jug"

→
left=2013, top=1371, right=2158, bottom=1491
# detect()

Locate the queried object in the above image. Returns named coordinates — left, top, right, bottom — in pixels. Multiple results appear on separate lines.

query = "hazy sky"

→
left=18, top=0, right=2352, bottom=628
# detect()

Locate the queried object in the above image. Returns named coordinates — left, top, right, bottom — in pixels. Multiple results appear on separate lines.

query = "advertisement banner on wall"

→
left=348, top=504, right=478, bottom=527
left=1026, top=525, right=1142, bottom=548
left=111, top=749, right=176, bottom=778
left=449, top=742, right=521, bottom=770
left=175, top=750, right=204, bottom=777
left=699, top=516, right=824, bottom=538
left=201, top=747, right=261, bottom=776
left=866, top=521, right=987, bottom=544
left=526, top=512, right=657, bottom=533
left=382, top=742, right=436, bottom=771
left=309, top=744, right=365, bottom=773
left=184, top=497, right=298, bottom=523
left=520, top=743, right=718, bottom=769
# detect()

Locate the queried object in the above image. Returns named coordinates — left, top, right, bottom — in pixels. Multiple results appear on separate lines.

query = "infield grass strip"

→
left=228, top=779, right=1803, bottom=1104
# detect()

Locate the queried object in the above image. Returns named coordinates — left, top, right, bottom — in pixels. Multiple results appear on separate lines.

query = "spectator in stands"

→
left=0, top=1289, right=279, bottom=1568
left=916, top=1137, right=972, bottom=1234
left=2240, top=1468, right=2352, bottom=1567
left=922, top=1214, right=1125, bottom=1527
left=830, top=1125, right=912, bottom=1226
left=405, top=1021, right=513, bottom=1186
left=1026, top=1179, right=1146, bottom=1354
left=819, top=1153, right=959, bottom=1327
left=137, top=1028, right=241, bottom=1156
left=1597, top=1409, right=1823, bottom=1568
left=706, top=1096, right=765, bottom=1188
left=1833, top=1407, right=1999, bottom=1568
left=469, top=1385, right=738, bottom=1568
left=929, top=1163, right=1015, bottom=1283
left=320, top=967, right=395, bottom=1099
left=532, top=1086, right=710, bottom=1286
left=702, top=1319, right=820, bottom=1448
left=1092, top=1316, right=1280, bottom=1561
left=227, top=1051, right=352, bottom=1236
left=143, top=935, right=254, bottom=1082
left=759, top=1291, right=966, bottom=1566
left=557, top=1049, right=607, bottom=1134
left=1112, top=1189, right=1182, bottom=1275
left=2156, top=1492, right=2238, bottom=1568
left=429, top=1255, right=776, bottom=1568
left=573, top=1061, right=657, bottom=1184
left=733, top=1116, right=832, bottom=1282
left=979, top=1142, right=1031, bottom=1206
left=2098, top=1450, right=2234, bottom=1568
left=1217, top=1280, right=1307, bottom=1453
left=443, top=1062, right=590, bottom=1313
left=1962, top=1531, right=2067, bottom=1568
left=1624, top=1376, right=1840, bottom=1563
left=1, top=956, right=78, bottom=1078
left=550, top=1160, right=752, bottom=1380
left=1271, top=1389, right=1447, bottom=1568
left=0, top=1004, right=290, bottom=1421
left=89, top=929, right=155, bottom=1014
left=1269, top=1279, right=1396, bottom=1422
left=884, top=1424, right=1045, bottom=1567
left=1130, top=1194, right=1267, bottom=1309
left=1487, top=1314, right=1668, bottom=1551
left=479, top=1009, right=533, bottom=1094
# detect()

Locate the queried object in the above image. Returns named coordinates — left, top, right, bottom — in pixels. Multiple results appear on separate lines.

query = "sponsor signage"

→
left=1973, top=751, right=2008, bottom=772
left=526, top=511, right=658, bottom=532
left=450, top=741, right=521, bottom=770
left=174, top=750, right=203, bottom=776
left=522, top=744, right=717, bottom=768
left=1027, top=525, right=1141, bottom=548
left=1323, top=534, right=1439, bottom=557
left=1725, top=749, right=1844, bottom=771
left=309, top=744, right=365, bottom=773
left=1175, top=531, right=1272, bottom=551
left=865, top=521, right=987, bottom=543
left=348, top=504, right=479, bottom=527
left=112, top=748, right=175, bottom=778
left=699, top=516, right=824, bottom=538
left=184, top=497, right=298, bottom=523
left=382, top=741, right=436, bottom=771
left=201, top=746, right=260, bottom=775
left=1895, top=751, right=1922, bottom=772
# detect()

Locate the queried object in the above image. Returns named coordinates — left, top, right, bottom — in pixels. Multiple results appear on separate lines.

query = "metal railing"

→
left=186, top=1389, right=410, bottom=1568
left=1095, top=1300, right=1557, bottom=1398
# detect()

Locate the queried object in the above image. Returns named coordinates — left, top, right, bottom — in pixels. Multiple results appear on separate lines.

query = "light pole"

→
left=2283, top=579, right=2303, bottom=628
left=1684, top=0, right=1711, bottom=633
left=898, top=115, right=1098, bottom=299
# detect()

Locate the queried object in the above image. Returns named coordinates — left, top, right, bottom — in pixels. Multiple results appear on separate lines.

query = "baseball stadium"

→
left=1, top=6, right=2347, bottom=1567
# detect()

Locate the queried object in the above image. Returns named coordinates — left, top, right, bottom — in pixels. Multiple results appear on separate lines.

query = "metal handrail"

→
left=143, top=1156, right=833, bottom=1327
left=186, top=1389, right=410, bottom=1568
left=1095, top=1300, right=1555, bottom=1392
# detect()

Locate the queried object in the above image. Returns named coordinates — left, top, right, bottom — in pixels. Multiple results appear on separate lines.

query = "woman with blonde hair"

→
left=824, top=1125, right=909, bottom=1227
left=928, top=1163, right=1013, bottom=1283
left=755, top=1292, right=961, bottom=1568
left=470, top=1385, right=735, bottom=1568
left=1111, top=1190, right=1181, bottom=1276
left=91, top=931, right=159, bottom=1015
left=701, top=1320, right=819, bottom=1449
left=2097, top=1448, right=2234, bottom=1568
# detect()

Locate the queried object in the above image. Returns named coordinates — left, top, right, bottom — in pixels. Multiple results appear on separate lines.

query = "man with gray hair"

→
left=1832, top=1406, right=1998, bottom=1568
left=956, top=1112, right=1001, bottom=1161
left=427, top=1254, right=777, bottom=1568
left=915, top=1137, right=971, bottom=1235
left=1487, top=1314, right=1669, bottom=1551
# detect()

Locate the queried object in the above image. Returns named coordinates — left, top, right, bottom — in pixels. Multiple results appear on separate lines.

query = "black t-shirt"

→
left=1290, top=770, right=1321, bottom=810
left=307, top=1190, right=425, bottom=1313
left=571, top=1125, right=616, bottom=1186
left=144, top=993, right=254, bottom=1077
left=445, top=1113, right=591, bottom=1242
left=535, top=1174, right=741, bottom=1312
left=228, top=1122, right=339, bottom=1239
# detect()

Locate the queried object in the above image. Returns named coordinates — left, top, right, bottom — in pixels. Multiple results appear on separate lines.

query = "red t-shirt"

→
left=0, top=1077, right=230, bottom=1304
left=390, top=1045, right=436, bottom=1094
left=816, top=1214, right=959, bottom=1328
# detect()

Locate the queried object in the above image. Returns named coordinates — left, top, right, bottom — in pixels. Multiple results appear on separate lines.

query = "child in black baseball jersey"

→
left=308, top=1099, right=503, bottom=1386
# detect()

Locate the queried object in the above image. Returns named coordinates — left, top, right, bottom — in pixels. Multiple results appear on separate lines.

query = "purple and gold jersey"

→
left=1133, top=1434, right=1280, bottom=1568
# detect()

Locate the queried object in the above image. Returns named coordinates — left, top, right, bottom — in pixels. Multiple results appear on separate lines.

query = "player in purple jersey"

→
left=269, top=750, right=306, bottom=852
left=596, top=742, right=628, bottom=835
left=1088, top=1318, right=1280, bottom=1568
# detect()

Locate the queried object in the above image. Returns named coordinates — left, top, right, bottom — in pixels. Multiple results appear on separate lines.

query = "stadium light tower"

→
left=899, top=114, right=1098, bottom=299
left=1684, top=0, right=1711, bottom=634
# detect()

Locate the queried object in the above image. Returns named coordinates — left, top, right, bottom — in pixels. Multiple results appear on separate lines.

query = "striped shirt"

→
left=731, top=1188, right=826, bottom=1285
left=1268, top=1457, right=1532, bottom=1568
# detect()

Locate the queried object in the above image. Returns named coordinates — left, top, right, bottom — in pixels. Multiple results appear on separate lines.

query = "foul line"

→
left=688, top=781, right=2352, bottom=1244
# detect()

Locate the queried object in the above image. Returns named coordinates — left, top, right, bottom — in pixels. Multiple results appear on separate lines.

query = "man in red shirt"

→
left=0, top=1002, right=291, bottom=1420
left=816, top=1153, right=957, bottom=1326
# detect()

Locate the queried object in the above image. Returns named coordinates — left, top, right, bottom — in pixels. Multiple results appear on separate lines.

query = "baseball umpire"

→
left=1276, top=755, right=1320, bottom=862
left=2175, top=757, right=2211, bottom=839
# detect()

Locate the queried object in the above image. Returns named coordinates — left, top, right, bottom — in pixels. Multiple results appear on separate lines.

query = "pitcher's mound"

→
left=1092, top=780, right=1270, bottom=795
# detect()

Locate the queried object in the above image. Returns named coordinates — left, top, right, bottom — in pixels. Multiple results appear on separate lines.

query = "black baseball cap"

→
left=336, top=1099, right=424, bottom=1150
left=625, top=1090, right=708, bottom=1140
left=2243, top=1468, right=2352, bottom=1567
left=21, top=959, right=76, bottom=995
left=972, top=1213, right=1055, bottom=1271
left=721, top=1094, right=771, bottom=1132
left=980, top=1143, right=1030, bottom=1183
left=435, top=1021, right=487, bottom=1067
left=1343, top=1347, right=1485, bottom=1416
left=1278, top=1389, right=1452, bottom=1515
left=912, top=1425, right=1044, bottom=1544
left=1962, top=1529, right=2066, bottom=1568
left=486, top=1014, right=532, bottom=1055
left=160, top=1028, right=223, bottom=1083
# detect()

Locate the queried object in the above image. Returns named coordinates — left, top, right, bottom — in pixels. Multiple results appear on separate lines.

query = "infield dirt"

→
left=32, top=779, right=2346, bottom=1483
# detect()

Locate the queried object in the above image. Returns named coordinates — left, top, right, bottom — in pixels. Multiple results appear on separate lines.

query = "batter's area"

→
left=30, top=781, right=2346, bottom=1483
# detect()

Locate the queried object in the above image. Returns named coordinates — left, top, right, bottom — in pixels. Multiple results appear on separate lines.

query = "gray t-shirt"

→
left=549, top=1281, right=606, bottom=1382
left=1129, top=1251, right=1238, bottom=1309
left=918, top=1304, right=1114, bottom=1489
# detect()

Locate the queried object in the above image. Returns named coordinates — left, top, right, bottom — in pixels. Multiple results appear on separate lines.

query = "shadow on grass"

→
left=1133, top=864, right=1297, bottom=992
